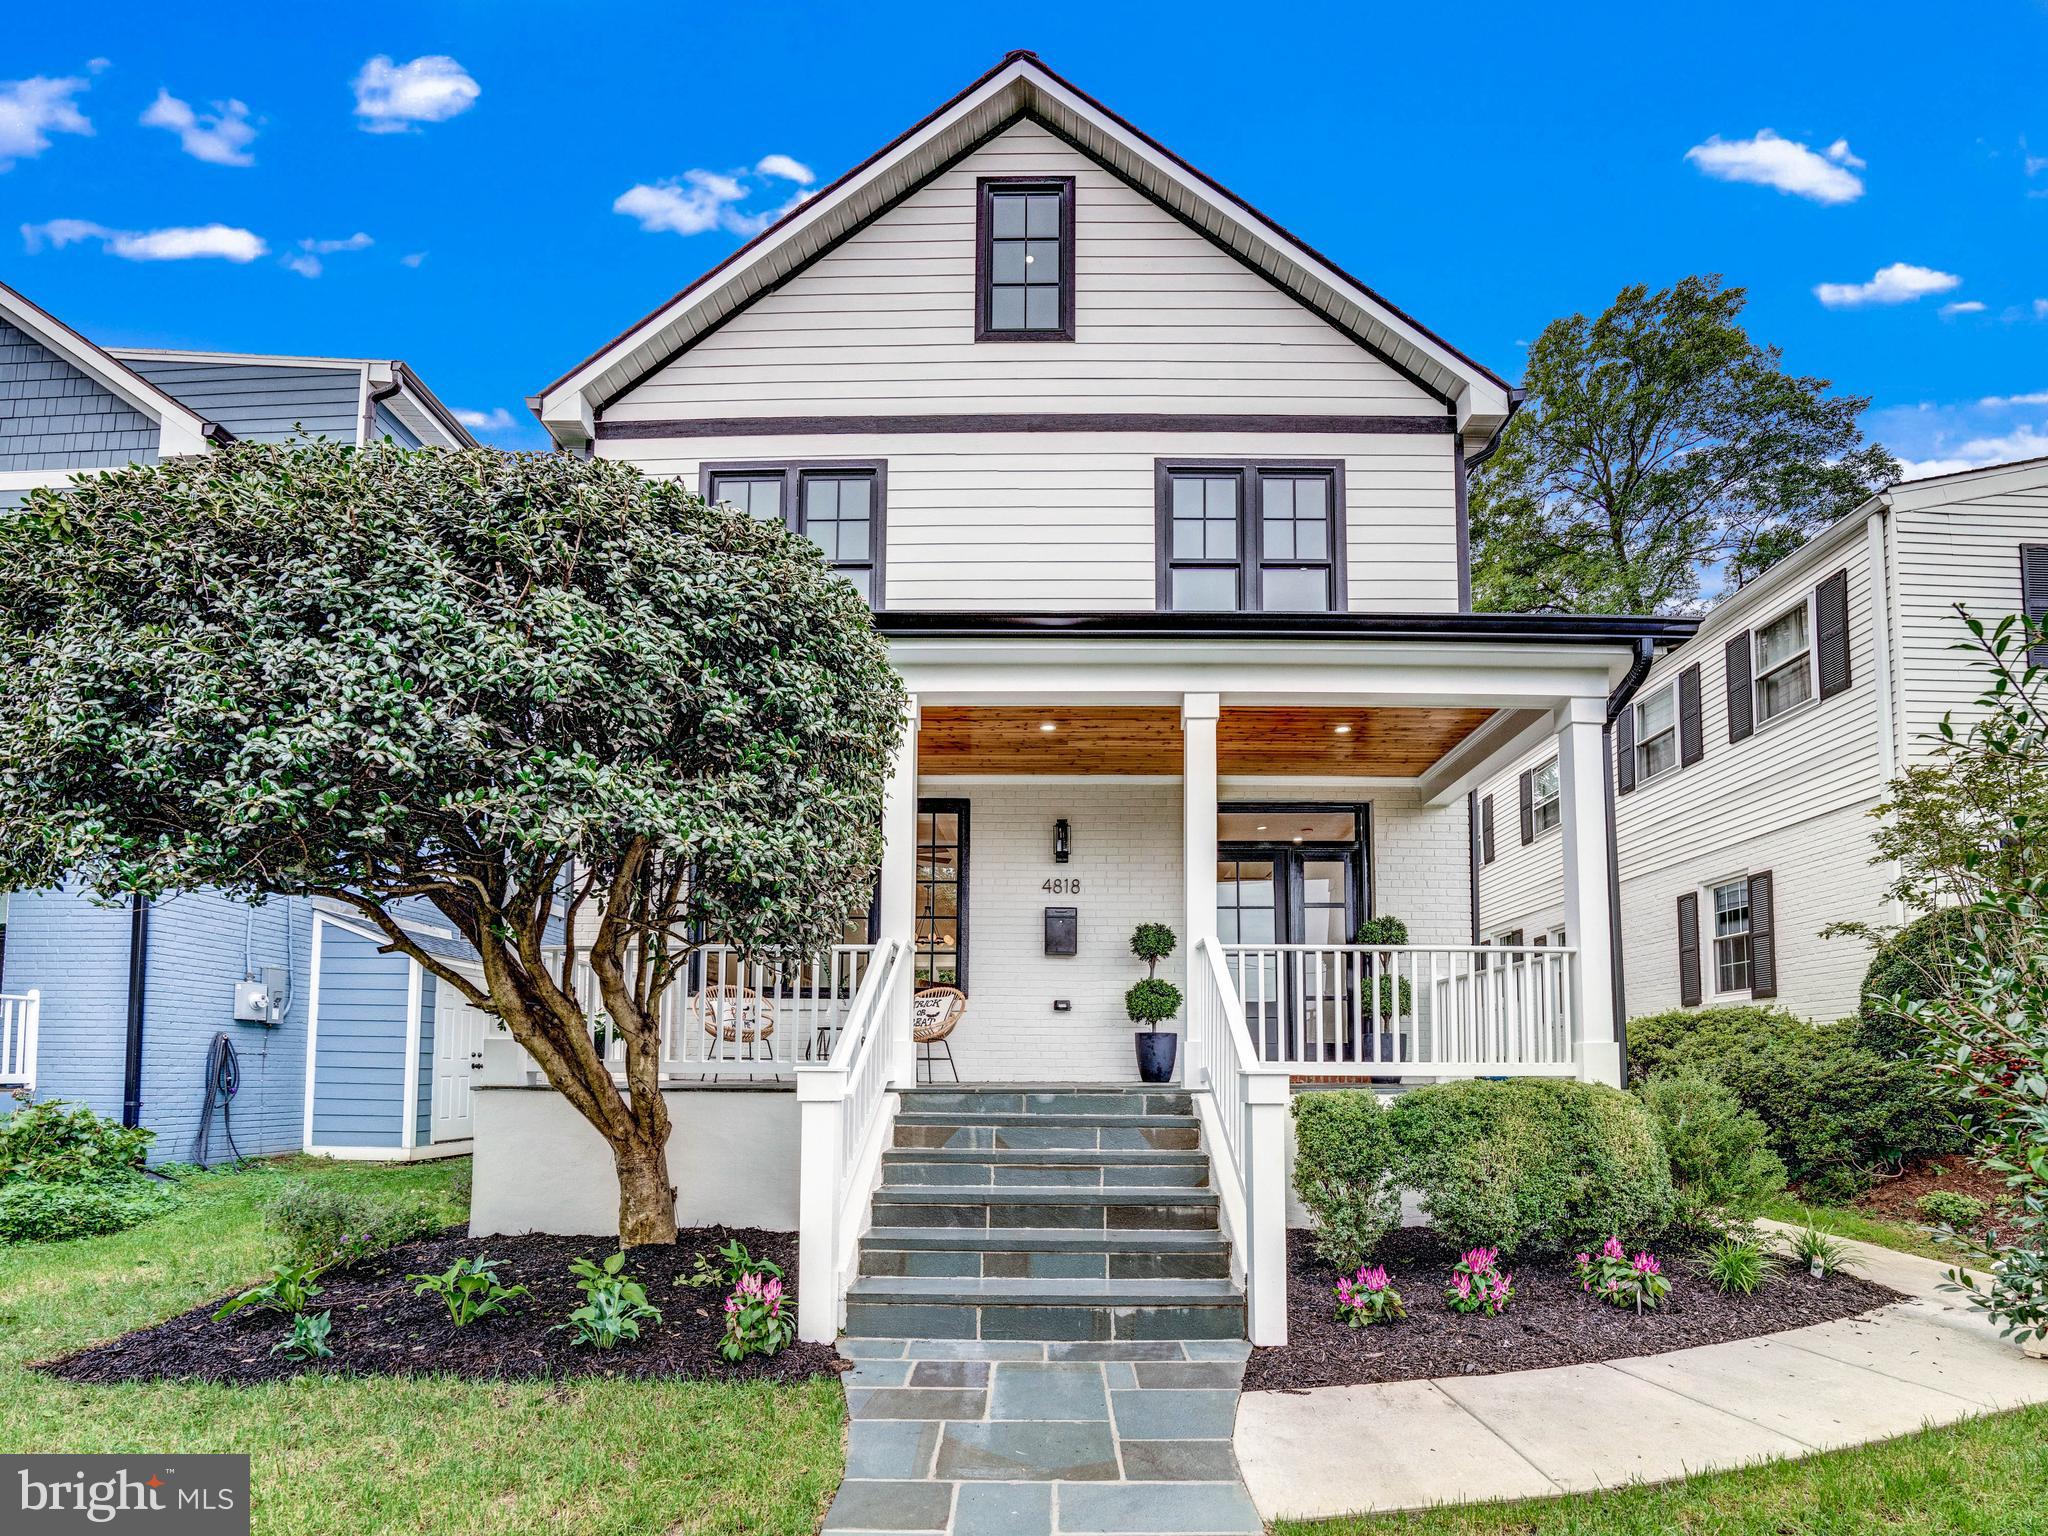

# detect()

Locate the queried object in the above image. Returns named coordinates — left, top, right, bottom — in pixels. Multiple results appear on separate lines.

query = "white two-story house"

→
left=489, top=51, right=1694, bottom=1345
left=1477, top=453, right=2048, bottom=1028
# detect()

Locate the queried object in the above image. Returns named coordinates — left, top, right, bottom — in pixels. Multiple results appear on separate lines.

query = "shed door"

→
left=431, top=980, right=488, bottom=1142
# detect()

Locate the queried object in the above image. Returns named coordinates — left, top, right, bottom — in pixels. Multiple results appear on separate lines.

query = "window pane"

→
left=1638, top=686, right=1675, bottom=738
left=1300, top=906, right=1347, bottom=945
left=992, top=243, right=1027, bottom=283
left=1172, top=477, right=1204, bottom=517
left=990, top=286, right=1026, bottom=330
left=1301, top=860, right=1346, bottom=903
left=1260, top=566, right=1330, bottom=612
left=1263, top=507, right=1296, bottom=559
left=1025, top=240, right=1060, bottom=282
left=1171, top=566, right=1237, bottom=611
left=1758, top=661, right=1811, bottom=720
left=1534, top=761, right=1560, bottom=803
left=1264, top=477, right=1295, bottom=521
left=835, top=566, right=871, bottom=604
left=1171, top=514, right=1208, bottom=560
left=992, top=193, right=1026, bottom=237
left=1641, top=733, right=1677, bottom=778
left=1755, top=605, right=1808, bottom=671
left=1025, top=286, right=1060, bottom=329
left=1026, top=192, right=1061, bottom=236
left=711, top=476, right=782, bottom=522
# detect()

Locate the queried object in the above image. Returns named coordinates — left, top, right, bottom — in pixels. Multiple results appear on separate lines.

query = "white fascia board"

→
left=109, top=346, right=377, bottom=369
left=0, top=468, right=89, bottom=492
left=1887, top=455, right=2048, bottom=512
left=1417, top=707, right=1557, bottom=807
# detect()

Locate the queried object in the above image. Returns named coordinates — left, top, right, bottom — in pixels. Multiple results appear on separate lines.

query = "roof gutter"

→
left=875, top=609, right=1699, bottom=649
left=1604, top=635, right=1659, bottom=725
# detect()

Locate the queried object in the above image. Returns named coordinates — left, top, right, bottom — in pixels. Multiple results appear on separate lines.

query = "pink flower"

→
left=1632, top=1252, right=1661, bottom=1276
left=1602, top=1236, right=1627, bottom=1260
left=1359, top=1266, right=1391, bottom=1292
left=1575, top=1252, right=1591, bottom=1267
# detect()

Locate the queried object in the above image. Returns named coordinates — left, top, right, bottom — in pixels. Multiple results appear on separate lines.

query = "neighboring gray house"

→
left=0, top=277, right=479, bottom=1162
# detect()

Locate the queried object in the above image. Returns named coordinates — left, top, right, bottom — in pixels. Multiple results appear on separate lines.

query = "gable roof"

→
left=106, top=348, right=478, bottom=449
left=531, top=51, right=1515, bottom=448
left=0, top=279, right=224, bottom=457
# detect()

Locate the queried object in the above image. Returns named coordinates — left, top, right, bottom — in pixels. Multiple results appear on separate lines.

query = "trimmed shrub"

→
left=1857, top=909, right=1978, bottom=1058
left=1292, top=1091, right=1401, bottom=1268
left=266, top=1180, right=449, bottom=1268
left=1636, top=1070, right=1786, bottom=1226
left=0, top=1179, right=176, bottom=1243
left=1916, top=1190, right=1988, bottom=1228
left=0, top=1099, right=153, bottom=1184
left=1625, top=1007, right=1961, bottom=1201
left=1387, top=1078, right=1673, bottom=1256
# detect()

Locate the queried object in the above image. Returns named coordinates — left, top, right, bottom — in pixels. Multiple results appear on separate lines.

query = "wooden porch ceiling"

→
left=916, top=705, right=1495, bottom=777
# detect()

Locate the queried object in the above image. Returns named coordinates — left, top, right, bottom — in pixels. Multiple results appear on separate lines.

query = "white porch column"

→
left=1181, top=693, right=1220, bottom=949
left=877, top=695, right=921, bottom=1089
left=1242, top=1070, right=1292, bottom=1345
left=1556, top=695, right=1620, bottom=1086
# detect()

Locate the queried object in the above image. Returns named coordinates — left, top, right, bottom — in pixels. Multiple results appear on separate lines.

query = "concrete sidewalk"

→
left=1234, top=1234, right=2048, bottom=1521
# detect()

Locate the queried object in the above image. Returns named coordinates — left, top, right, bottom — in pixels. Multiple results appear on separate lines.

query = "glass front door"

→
left=1216, top=806, right=1365, bottom=1061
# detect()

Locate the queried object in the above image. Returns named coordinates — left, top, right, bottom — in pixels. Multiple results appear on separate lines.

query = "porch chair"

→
left=690, top=984, right=777, bottom=1078
left=912, top=986, right=966, bottom=1084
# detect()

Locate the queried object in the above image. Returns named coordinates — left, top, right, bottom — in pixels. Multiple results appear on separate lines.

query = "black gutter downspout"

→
left=122, top=895, right=150, bottom=1129
left=1601, top=637, right=1658, bottom=1084
left=1466, top=788, right=1482, bottom=945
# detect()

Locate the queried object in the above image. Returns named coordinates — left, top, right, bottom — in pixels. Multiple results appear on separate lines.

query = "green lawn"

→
left=1277, top=1403, right=2048, bottom=1536
left=1759, top=1196, right=1952, bottom=1262
left=0, top=1156, right=844, bottom=1536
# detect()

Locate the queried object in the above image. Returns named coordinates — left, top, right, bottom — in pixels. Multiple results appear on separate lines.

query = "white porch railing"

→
left=795, top=936, right=910, bottom=1341
left=1222, top=944, right=1576, bottom=1079
left=567, top=945, right=874, bottom=1079
left=1185, top=937, right=1292, bottom=1345
left=0, top=990, right=38, bottom=1094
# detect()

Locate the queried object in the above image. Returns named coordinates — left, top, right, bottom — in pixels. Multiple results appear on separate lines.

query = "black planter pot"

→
left=1134, top=1030, right=1178, bottom=1084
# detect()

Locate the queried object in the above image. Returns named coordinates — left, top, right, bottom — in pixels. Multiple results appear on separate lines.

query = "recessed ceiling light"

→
left=1333, top=723, right=1353, bottom=734
left=1255, top=824, right=1267, bottom=831
left=1292, top=835, right=1304, bottom=843
left=1039, top=721, right=1057, bottom=733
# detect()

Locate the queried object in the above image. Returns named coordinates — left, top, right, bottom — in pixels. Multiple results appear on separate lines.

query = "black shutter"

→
left=1678, top=663, right=1704, bottom=766
left=1677, top=892, right=1702, bottom=1007
left=1748, top=871, right=1777, bottom=999
left=1615, top=696, right=1638, bottom=796
left=1531, top=933, right=1547, bottom=947
left=1816, top=568, right=1852, bottom=701
left=1480, top=794, right=1496, bottom=864
left=1725, top=631, right=1754, bottom=743
left=1518, top=770, right=1535, bottom=845
left=2022, top=545, right=2048, bottom=667
left=1501, top=929, right=1524, bottom=947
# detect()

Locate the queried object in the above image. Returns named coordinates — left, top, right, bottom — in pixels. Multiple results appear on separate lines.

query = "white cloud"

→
left=1940, top=300, right=1987, bottom=316
left=1899, top=427, right=2048, bottom=480
left=452, top=406, right=516, bottom=432
left=1684, top=129, right=1865, bottom=204
left=353, top=55, right=479, bottom=133
left=1979, top=391, right=2048, bottom=407
left=615, top=161, right=813, bottom=238
left=22, top=218, right=267, bottom=262
left=2036, top=298, right=2048, bottom=322
left=1814, top=262, right=1961, bottom=308
left=400, top=251, right=426, bottom=268
left=0, top=74, right=93, bottom=170
left=282, top=231, right=370, bottom=279
left=140, top=89, right=257, bottom=166
left=754, top=152, right=815, bottom=185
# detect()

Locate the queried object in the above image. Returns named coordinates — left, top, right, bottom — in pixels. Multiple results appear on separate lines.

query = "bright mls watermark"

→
left=4, top=1456, right=249, bottom=1533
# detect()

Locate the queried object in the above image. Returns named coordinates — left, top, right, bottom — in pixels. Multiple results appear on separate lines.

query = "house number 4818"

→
left=1041, top=878, right=1081, bottom=894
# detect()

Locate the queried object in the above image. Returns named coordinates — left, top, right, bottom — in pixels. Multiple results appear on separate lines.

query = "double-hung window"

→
left=1752, top=599, right=1814, bottom=724
left=1711, top=879, right=1752, bottom=993
left=1530, top=759, right=1561, bottom=835
left=977, top=178, right=1073, bottom=340
left=1633, top=681, right=1680, bottom=783
left=1158, top=461, right=1344, bottom=612
left=704, top=461, right=884, bottom=608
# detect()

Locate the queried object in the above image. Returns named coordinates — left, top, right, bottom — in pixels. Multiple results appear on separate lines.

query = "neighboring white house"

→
left=490, top=50, right=1696, bottom=1343
left=1477, top=453, right=2048, bottom=1027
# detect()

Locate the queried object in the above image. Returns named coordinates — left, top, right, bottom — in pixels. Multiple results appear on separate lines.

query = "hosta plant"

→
left=410, top=1255, right=531, bottom=1327
left=1575, top=1237, right=1671, bottom=1314
left=1698, top=1233, right=1780, bottom=1296
left=1787, top=1222, right=1857, bottom=1279
left=559, top=1252, right=662, bottom=1350
left=719, top=1270, right=795, bottom=1361
left=214, top=1259, right=326, bottom=1321
left=684, top=1237, right=785, bottom=1291
left=272, top=1310, right=334, bottom=1361
left=1444, top=1246, right=1514, bottom=1316
left=1333, top=1264, right=1405, bottom=1328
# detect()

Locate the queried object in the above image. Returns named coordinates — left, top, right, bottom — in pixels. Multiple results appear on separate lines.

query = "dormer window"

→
left=976, top=177, right=1074, bottom=341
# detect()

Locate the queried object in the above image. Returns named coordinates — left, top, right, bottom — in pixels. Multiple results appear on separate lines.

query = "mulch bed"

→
left=40, top=1226, right=844, bottom=1387
left=1854, top=1152, right=2018, bottom=1240
left=1241, top=1227, right=1901, bottom=1393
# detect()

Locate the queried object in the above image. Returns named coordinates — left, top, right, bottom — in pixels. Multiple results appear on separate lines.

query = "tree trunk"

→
left=612, top=1120, right=679, bottom=1247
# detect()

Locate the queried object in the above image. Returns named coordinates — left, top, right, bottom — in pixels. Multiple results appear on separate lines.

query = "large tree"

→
left=0, top=443, right=906, bottom=1244
left=1472, top=274, right=1896, bottom=614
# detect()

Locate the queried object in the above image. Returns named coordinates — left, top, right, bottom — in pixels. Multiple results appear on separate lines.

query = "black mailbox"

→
left=1043, top=906, right=1078, bottom=956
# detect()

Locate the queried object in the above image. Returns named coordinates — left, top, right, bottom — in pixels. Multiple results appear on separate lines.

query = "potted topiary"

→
left=1357, top=915, right=1413, bottom=1062
left=1126, top=922, right=1182, bottom=1083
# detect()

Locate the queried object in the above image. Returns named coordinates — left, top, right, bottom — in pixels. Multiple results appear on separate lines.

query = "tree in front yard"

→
left=1471, top=273, right=1895, bottom=614
left=0, top=443, right=906, bottom=1244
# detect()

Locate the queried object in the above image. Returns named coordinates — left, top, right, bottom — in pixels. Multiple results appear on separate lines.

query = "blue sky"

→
left=6, top=1, right=2044, bottom=473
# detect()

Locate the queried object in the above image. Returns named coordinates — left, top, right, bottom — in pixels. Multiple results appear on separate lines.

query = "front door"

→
left=1217, top=806, right=1365, bottom=1062
left=431, top=980, right=488, bottom=1143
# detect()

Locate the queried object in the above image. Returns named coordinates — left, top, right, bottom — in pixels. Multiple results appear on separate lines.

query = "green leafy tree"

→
left=1472, top=275, right=1895, bottom=614
left=0, top=443, right=906, bottom=1245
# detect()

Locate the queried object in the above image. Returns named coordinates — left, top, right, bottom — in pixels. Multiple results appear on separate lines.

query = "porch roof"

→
left=872, top=610, right=1698, bottom=648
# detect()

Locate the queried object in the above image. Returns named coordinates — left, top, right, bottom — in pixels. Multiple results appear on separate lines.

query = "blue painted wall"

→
left=1, top=886, right=312, bottom=1164
left=0, top=319, right=159, bottom=471
left=120, top=358, right=362, bottom=444
left=416, top=973, right=437, bottom=1142
left=371, top=401, right=421, bottom=448
left=308, top=919, right=411, bottom=1149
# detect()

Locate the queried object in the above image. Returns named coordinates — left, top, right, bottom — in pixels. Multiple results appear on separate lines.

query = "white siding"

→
left=1893, top=478, right=2048, bottom=750
left=607, top=120, right=1440, bottom=422
left=601, top=429, right=1458, bottom=612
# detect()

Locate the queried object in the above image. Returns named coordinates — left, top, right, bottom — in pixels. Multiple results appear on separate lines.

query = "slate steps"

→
left=879, top=1146, right=1212, bottom=1189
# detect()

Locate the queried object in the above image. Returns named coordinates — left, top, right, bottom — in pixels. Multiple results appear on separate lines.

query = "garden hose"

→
left=191, top=1032, right=244, bottom=1166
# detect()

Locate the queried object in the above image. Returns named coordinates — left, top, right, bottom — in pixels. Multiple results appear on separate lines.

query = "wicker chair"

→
left=912, top=986, right=966, bottom=1084
left=691, top=985, right=776, bottom=1071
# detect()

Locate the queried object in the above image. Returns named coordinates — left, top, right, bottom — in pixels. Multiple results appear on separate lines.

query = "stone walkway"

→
left=826, top=1338, right=1261, bottom=1535
left=1235, top=1233, right=2048, bottom=1521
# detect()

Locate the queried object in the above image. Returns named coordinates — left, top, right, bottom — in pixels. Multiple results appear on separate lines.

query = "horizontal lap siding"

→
left=607, top=121, right=1438, bottom=421
left=310, top=922, right=409, bottom=1148
left=602, top=430, right=1457, bottom=611
left=0, top=320, right=159, bottom=471
left=121, top=359, right=362, bottom=444
left=1894, top=485, right=2048, bottom=748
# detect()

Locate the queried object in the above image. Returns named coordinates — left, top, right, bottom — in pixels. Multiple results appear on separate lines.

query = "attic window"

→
left=976, top=177, right=1074, bottom=341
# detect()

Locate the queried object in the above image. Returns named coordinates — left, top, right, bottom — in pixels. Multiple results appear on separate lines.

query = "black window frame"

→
left=975, top=176, right=1076, bottom=343
left=700, top=458, right=887, bottom=610
left=914, top=798, right=970, bottom=994
left=1154, top=458, right=1348, bottom=614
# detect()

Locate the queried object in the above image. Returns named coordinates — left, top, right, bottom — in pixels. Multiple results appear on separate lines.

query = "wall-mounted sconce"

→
left=1053, top=818, right=1071, bottom=864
